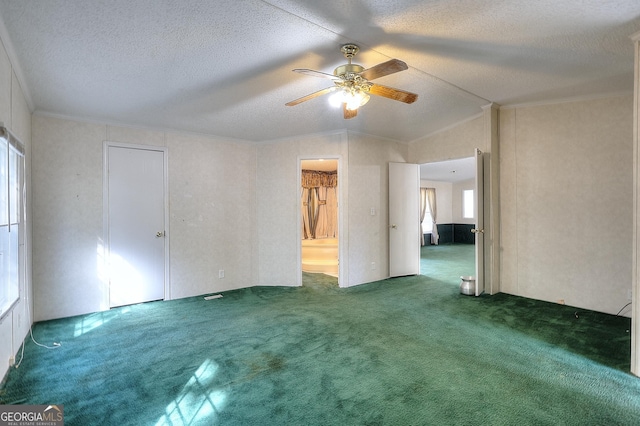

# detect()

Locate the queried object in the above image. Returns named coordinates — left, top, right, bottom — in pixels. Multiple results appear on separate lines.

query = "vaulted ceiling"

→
left=0, top=1, right=638, bottom=142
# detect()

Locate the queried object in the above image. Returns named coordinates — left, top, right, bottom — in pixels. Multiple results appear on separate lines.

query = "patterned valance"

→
left=301, top=170, right=337, bottom=188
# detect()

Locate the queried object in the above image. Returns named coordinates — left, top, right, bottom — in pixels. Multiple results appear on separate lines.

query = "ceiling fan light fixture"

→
left=328, top=91, right=345, bottom=108
left=344, top=89, right=370, bottom=111
left=287, top=44, right=417, bottom=118
left=328, top=87, right=370, bottom=110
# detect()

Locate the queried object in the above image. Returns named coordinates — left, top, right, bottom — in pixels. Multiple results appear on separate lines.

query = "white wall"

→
left=255, top=130, right=407, bottom=287
left=410, top=116, right=484, bottom=164
left=500, top=95, right=633, bottom=316
left=0, top=34, right=32, bottom=380
left=31, top=116, right=258, bottom=321
left=346, top=132, right=408, bottom=285
left=166, top=132, right=257, bottom=299
left=256, top=132, right=348, bottom=287
left=31, top=117, right=107, bottom=320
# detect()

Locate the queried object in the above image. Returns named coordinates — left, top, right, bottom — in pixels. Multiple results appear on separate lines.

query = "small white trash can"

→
left=460, top=276, right=475, bottom=296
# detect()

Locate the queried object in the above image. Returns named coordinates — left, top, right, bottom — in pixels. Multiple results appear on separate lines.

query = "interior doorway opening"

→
left=300, top=159, right=339, bottom=287
left=419, top=157, right=476, bottom=278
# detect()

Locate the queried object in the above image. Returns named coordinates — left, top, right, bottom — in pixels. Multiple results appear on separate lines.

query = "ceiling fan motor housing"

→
left=333, top=63, right=365, bottom=78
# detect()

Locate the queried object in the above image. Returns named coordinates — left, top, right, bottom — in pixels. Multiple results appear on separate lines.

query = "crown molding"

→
left=500, top=91, right=633, bottom=110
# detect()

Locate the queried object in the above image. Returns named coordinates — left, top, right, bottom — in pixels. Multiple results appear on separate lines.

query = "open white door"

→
left=473, top=148, right=484, bottom=296
left=389, top=162, right=420, bottom=277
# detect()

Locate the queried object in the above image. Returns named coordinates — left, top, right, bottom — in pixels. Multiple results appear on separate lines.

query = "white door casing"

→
left=473, top=148, right=485, bottom=296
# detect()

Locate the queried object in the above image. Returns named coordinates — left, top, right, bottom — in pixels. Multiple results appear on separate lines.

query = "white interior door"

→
left=389, top=162, right=420, bottom=277
left=106, top=144, right=166, bottom=307
left=473, top=148, right=485, bottom=296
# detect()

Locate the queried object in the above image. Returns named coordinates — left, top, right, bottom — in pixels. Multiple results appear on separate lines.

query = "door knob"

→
left=391, top=224, right=397, bottom=229
left=156, top=231, right=165, bottom=238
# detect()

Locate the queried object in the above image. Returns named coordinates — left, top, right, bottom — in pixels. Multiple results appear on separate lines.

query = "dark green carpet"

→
left=421, top=242, right=475, bottom=280
left=302, top=271, right=338, bottom=288
left=1, top=244, right=638, bottom=425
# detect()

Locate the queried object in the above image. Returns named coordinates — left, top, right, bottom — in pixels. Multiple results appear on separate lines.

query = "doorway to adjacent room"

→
left=300, top=158, right=340, bottom=288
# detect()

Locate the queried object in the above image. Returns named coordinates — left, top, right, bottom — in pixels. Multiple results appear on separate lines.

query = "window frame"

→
left=462, top=189, right=474, bottom=219
left=0, top=125, right=25, bottom=320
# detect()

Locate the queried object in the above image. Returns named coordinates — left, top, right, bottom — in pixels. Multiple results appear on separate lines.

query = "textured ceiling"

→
left=420, top=157, right=475, bottom=183
left=0, top=0, right=638, bottom=142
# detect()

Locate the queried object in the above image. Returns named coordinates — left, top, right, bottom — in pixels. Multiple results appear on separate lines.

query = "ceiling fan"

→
left=285, top=44, right=418, bottom=119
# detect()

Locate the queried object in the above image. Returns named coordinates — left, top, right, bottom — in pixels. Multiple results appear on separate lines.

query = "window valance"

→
left=301, top=170, right=337, bottom=188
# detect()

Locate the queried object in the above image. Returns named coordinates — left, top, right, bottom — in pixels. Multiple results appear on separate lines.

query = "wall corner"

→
left=631, top=34, right=640, bottom=377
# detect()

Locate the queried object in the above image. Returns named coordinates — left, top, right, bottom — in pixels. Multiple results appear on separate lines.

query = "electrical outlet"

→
left=9, top=356, right=14, bottom=366
left=219, top=269, right=225, bottom=279
left=371, top=262, right=376, bottom=270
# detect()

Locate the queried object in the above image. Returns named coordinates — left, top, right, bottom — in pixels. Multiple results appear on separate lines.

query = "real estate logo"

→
left=0, top=404, right=64, bottom=426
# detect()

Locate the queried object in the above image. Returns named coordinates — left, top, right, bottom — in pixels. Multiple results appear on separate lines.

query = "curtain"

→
left=314, top=186, right=328, bottom=238
left=301, top=170, right=337, bottom=188
left=420, top=188, right=428, bottom=246
left=301, top=170, right=338, bottom=239
left=426, top=188, right=439, bottom=245
left=326, top=186, right=338, bottom=238
left=308, top=188, right=319, bottom=238
left=301, top=187, right=312, bottom=239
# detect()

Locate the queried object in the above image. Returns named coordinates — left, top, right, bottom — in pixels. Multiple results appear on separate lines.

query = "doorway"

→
left=104, top=143, right=168, bottom=308
left=419, top=156, right=477, bottom=284
left=300, top=158, right=339, bottom=287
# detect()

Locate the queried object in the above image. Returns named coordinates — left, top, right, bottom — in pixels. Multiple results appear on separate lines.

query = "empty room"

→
left=1, top=1, right=640, bottom=424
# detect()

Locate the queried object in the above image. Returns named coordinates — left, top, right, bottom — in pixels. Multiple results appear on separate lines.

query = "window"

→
left=463, top=189, right=474, bottom=219
left=421, top=205, right=433, bottom=233
left=0, top=127, right=24, bottom=319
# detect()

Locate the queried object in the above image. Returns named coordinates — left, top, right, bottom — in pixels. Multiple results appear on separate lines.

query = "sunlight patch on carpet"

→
left=73, top=308, right=127, bottom=337
left=156, top=359, right=227, bottom=425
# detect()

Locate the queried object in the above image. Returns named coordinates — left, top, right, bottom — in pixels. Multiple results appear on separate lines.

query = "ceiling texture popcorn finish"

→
left=0, top=0, right=638, bottom=142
